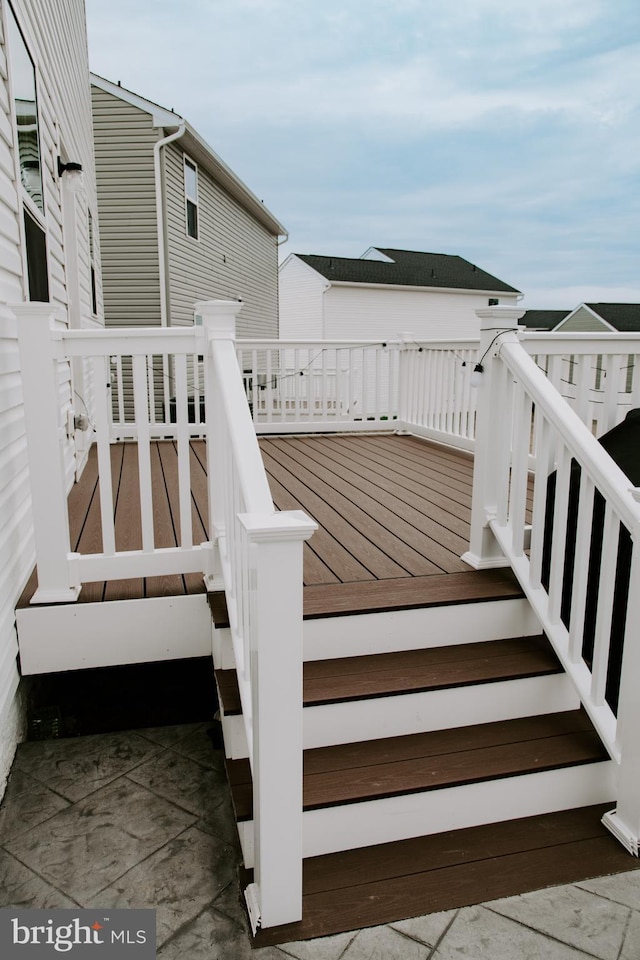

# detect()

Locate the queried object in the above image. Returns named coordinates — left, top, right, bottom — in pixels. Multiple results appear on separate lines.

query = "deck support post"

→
left=239, top=511, right=317, bottom=930
left=603, top=528, right=640, bottom=856
left=462, top=305, right=525, bottom=570
left=197, top=299, right=244, bottom=589
left=14, top=303, right=80, bottom=603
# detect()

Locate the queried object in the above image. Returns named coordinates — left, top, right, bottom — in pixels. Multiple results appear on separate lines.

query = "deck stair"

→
left=209, top=585, right=618, bottom=940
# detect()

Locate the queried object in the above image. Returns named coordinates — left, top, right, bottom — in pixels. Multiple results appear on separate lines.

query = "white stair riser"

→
left=238, top=760, right=616, bottom=867
left=303, top=674, right=580, bottom=749
left=220, top=673, right=580, bottom=760
left=304, top=598, right=540, bottom=661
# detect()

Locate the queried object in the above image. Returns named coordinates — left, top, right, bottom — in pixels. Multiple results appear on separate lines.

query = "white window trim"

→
left=183, top=154, right=199, bottom=241
left=4, top=0, right=51, bottom=300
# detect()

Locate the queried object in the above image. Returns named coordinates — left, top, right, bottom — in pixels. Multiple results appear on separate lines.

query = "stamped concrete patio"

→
left=0, top=722, right=638, bottom=959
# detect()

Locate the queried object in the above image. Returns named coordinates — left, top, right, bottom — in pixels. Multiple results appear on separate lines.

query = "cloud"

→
left=84, top=0, right=640, bottom=308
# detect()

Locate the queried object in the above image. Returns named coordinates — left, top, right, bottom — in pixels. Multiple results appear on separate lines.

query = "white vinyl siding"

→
left=277, top=256, right=325, bottom=339
left=0, top=0, right=101, bottom=795
left=164, top=140, right=278, bottom=336
left=322, top=285, right=518, bottom=341
left=91, top=85, right=161, bottom=327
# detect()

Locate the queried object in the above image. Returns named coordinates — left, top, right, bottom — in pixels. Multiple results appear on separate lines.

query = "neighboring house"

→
left=90, top=75, right=286, bottom=337
left=555, top=303, right=640, bottom=333
left=0, top=0, right=103, bottom=792
left=519, top=309, right=571, bottom=331
left=279, top=247, right=521, bottom=340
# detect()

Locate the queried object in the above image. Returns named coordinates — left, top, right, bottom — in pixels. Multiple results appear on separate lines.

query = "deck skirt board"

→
left=252, top=803, right=638, bottom=947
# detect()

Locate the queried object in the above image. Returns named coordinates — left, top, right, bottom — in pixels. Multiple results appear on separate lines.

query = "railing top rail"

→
left=500, top=337, right=640, bottom=530
left=59, top=326, right=203, bottom=357
left=523, top=331, right=640, bottom=352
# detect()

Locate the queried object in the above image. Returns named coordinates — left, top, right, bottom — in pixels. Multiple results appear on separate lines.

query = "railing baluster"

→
left=568, top=472, right=595, bottom=663
left=92, top=355, right=117, bottom=556
left=590, top=504, right=618, bottom=706
left=174, top=353, right=193, bottom=549
left=132, top=354, right=155, bottom=552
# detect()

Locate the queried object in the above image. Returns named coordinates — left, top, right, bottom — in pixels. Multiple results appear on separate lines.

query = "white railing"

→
left=466, top=306, right=640, bottom=856
left=15, top=306, right=213, bottom=600
left=237, top=337, right=481, bottom=448
left=523, top=333, right=640, bottom=438
left=201, top=302, right=316, bottom=931
left=15, top=300, right=316, bottom=928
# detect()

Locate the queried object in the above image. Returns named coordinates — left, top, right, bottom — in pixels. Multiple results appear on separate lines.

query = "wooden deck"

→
left=20, top=433, right=524, bottom=612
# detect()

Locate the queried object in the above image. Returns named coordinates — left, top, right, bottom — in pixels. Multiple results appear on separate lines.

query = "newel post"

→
left=240, top=510, right=317, bottom=930
left=14, top=303, right=80, bottom=602
left=196, top=299, right=244, bottom=589
left=603, top=498, right=640, bottom=856
left=395, top=331, right=415, bottom=431
left=462, top=305, right=525, bottom=569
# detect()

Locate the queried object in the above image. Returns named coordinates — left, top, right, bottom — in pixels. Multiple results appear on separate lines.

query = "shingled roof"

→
left=519, top=310, right=571, bottom=330
left=296, top=248, right=520, bottom=294
left=583, top=303, right=640, bottom=332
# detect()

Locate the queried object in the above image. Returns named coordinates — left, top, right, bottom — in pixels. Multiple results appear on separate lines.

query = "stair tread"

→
left=226, top=710, right=609, bottom=821
left=216, top=635, right=560, bottom=715
left=208, top=567, right=524, bottom=626
left=252, top=803, right=632, bottom=947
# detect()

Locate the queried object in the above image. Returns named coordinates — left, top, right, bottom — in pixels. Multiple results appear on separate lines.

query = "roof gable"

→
left=91, top=74, right=286, bottom=237
left=295, top=248, right=519, bottom=294
left=584, top=303, right=640, bottom=332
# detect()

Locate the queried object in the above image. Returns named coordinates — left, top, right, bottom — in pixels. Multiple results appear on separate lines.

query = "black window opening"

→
left=24, top=207, right=49, bottom=301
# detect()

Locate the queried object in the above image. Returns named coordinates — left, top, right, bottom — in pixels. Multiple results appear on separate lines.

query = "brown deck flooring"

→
left=20, top=433, right=525, bottom=614
left=251, top=802, right=639, bottom=947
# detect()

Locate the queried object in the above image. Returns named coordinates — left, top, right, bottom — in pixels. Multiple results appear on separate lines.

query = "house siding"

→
left=322, top=285, right=518, bottom=341
left=0, top=0, right=102, bottom=795
left=91, top=85, right=161, bottom=327
left=278, top=255, right=325, bottom=339
left=559, top=307, right=608, bottom=332
left=164, top=140, right=278, bottom=336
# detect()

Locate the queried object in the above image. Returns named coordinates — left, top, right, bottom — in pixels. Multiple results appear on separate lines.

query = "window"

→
left=184, top=156, right=198, bottom=239
left=6, top=2, right=49, bottom=299
left=88, top=209, right=97, bottom=314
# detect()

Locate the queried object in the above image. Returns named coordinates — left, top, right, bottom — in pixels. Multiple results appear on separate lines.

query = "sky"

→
left=84, top=0, right=640, bottom=309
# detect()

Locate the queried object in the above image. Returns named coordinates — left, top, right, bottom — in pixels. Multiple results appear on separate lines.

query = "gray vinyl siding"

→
left=559, top=307, right=608, bottom=332
left=164, top=141, right=278, bottom=336
left=0, top=0, right=101, bottom=796
left=91, top=85, right=161, bottom=327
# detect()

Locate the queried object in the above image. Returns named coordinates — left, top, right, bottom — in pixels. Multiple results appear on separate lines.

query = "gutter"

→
left=154, top=122, right=186, bottom=326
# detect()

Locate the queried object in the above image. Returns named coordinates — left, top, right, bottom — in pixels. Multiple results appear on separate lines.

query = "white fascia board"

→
left=90, top=73, right=182, bottom=128
left=180, top=124, right=286, bottom=237
left=326, top=280, right=521, bottom=297
left=279, top=253, right=327, bottom=284
left=90, top=74, right=286, bottom=238
left=360, top=247, right=395, bottom=262
left=554, top=302, right=616, bottom=333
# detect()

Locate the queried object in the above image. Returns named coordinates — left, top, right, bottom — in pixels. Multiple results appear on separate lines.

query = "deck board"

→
left=252, top=804, right=640, bottom=946
left=19, top=434, right=524, bottom=614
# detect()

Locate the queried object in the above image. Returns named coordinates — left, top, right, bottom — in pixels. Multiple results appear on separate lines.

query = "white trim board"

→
left=16, top=593, right=212, bottom=674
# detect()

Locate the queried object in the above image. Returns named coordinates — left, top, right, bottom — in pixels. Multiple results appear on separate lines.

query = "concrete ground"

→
left=0, top=722, right=638, bottom=959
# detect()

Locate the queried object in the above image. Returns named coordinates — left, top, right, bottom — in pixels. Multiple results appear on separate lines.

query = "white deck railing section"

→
left=466, top=307, right=640, bottom=857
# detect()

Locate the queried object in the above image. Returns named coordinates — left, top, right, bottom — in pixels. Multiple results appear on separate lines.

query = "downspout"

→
left=154, top=121, right=186, bottom=326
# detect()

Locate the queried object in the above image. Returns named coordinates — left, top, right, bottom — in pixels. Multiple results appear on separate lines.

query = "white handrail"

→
left=466, top=306, right=640, bottom=856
